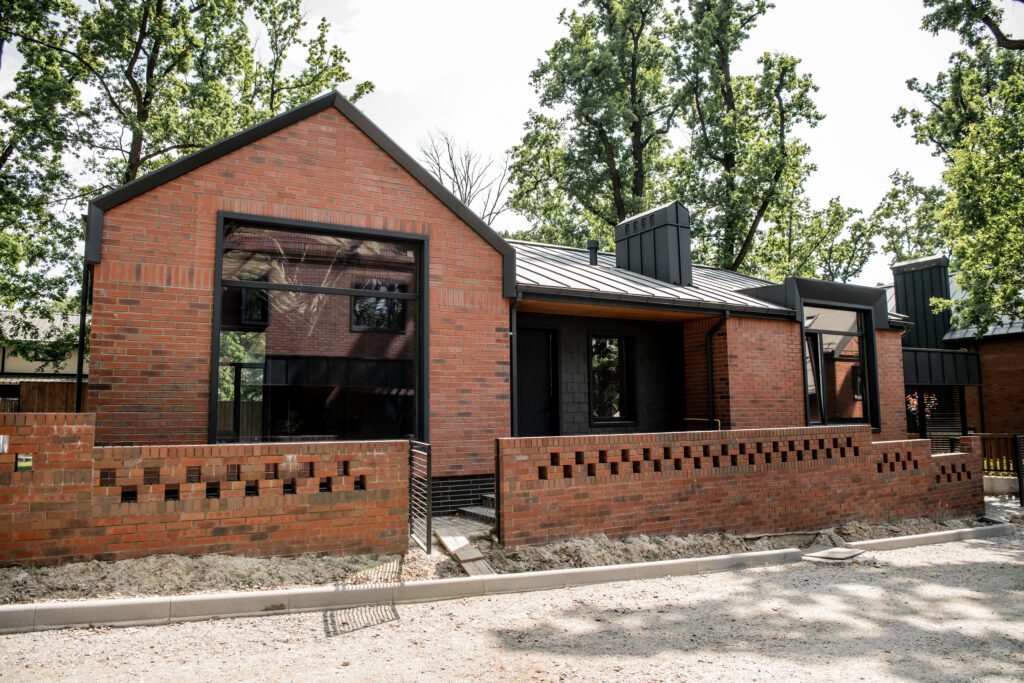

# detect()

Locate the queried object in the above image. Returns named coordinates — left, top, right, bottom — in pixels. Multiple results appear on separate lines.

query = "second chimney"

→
left=587, top=240, right=599, bottom=265
left=614, top=201, right=692, bottom=286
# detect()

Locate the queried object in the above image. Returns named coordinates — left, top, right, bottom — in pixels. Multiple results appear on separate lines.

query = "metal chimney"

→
left=587, top=240, right=599, bottom=266
left=614, top=201, right=692, bottom=286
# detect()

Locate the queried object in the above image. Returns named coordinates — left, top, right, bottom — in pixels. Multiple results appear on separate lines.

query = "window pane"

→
left=351, top=280, right=407, bottom=332
left=591, top=336, right=630, bottom=420
left=216, top=287, right=417, bottom=442
left=804, top=334, right=822, bottom=423
left=822, top=333, right=866, bottom=422
left=221, top=223, right=417, bottom=293
left=804, top=306, right=860, bottom=333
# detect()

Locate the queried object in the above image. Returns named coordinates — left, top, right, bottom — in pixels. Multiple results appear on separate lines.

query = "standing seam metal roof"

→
left=510, top=240, right=792, bottom=315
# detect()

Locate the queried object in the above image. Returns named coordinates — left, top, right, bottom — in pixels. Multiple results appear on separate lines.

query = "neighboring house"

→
left=81, top=91, right=910, bottom=511
left=0, top=311, right=88, bottom=412
left=890, top=255, right=1023, bottom=446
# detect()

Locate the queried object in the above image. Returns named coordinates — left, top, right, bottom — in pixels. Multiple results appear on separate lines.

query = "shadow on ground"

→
left=489, top=536, right=1024, bottom=681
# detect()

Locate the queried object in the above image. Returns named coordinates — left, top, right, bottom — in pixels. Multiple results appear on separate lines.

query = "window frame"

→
left=587, top=332, right=637, bottom=426
left=209, top=212, right=429, bottom=444
left=801, top=303, right=878, bottom=429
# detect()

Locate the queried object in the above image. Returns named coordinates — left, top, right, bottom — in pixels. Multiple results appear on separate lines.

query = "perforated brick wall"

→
left=496, top=425, right=984, bottom=546
left=0, top=413, right=408, bottom=565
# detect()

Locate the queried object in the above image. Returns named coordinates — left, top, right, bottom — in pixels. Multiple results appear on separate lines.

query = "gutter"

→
left=706, top=311, right=730, bottom=429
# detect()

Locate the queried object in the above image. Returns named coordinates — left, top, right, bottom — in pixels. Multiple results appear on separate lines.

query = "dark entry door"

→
left=517, top=329, right=558, bottom=437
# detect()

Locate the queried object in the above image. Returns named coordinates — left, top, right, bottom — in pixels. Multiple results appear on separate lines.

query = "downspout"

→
left=74, top=259, right=91, bottom=413
left=706, top=311, right=729, bottom=430
left=509, top=293, right=521, bottom=437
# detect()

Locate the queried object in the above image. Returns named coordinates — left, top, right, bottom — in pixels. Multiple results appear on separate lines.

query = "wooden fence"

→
left=978, top=433, right=1019, bottom=476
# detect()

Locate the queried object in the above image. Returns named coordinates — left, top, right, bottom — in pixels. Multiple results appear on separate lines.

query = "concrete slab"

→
left=633, top=557, right=701, bottom=580
left=287, top=584, right=396, bottom=611
left=34, top=597, right=170, bottom=630
left=562, top=563, right=640, bottom=587
left=803, top=547, right=864, bottom=561
left=169, top=590, right=290, bottom=621
left=0, top=605, right=35, bottom=634
left=845, top=523, right=1015, bottom=551
left=483, top=569, right=566, bottom=595
left=396, top=577, right=485, bottom=603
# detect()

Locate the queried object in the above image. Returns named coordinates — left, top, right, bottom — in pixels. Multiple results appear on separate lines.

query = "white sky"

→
left=310, top=0, right=1022, bottom=287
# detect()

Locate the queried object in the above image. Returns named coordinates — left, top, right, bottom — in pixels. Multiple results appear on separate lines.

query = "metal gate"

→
left=409, top=440, right=432, bottom=553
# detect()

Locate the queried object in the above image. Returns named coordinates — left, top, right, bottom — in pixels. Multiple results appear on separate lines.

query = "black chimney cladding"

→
left=614, top=201, right=692, bottom=286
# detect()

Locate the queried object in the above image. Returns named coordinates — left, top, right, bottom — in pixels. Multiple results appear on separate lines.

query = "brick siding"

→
left=496, top=425, right=983, bottom=546
left=962, top=337, right=1024, bottom=434
left=88, top=107, right=510, bottom=477
left=0, top=413, right=407, bottom=565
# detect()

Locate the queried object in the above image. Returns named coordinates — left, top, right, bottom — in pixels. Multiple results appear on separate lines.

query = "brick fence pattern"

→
left=0, top=413, right=408, bottom=565
left=497, top=426, right=984, bottom=546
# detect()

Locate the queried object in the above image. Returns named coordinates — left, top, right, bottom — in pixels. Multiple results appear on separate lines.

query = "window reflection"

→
left=590, top=335, right=634, bottom=422
left=803, top=307, right=870, bottom=426
left=216, top=222, right=419, bottom=443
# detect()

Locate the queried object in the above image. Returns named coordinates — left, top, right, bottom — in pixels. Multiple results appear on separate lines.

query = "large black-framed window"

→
left=802, top=305, right=873, bottom=427
left=588, top=334, right=635, bottom=424
left=210, top=214, right=427, bottom=444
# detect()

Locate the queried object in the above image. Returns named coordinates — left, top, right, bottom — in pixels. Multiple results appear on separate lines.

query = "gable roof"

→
left=85, top=91, right=517, bottom=297
left=511, top=240, right=792, bottom=315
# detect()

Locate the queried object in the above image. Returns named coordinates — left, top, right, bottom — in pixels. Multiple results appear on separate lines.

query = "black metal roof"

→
left=511, top=240, right=792, bottom=315
left=84, top=91, right=517, bottom=297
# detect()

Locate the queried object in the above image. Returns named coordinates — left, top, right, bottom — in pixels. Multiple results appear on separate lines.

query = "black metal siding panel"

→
left=901, top=348, right=982, bottom=386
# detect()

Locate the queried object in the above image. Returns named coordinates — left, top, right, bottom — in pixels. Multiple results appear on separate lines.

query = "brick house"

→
left=890, top=255, right=1023, bottom=447
left=82, top=91, right=912, bottom=511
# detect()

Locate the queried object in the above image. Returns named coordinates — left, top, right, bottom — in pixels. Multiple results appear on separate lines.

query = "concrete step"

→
left=480, top=493, right=496, bottom=509
left=458, top=505, right=496, bottom=524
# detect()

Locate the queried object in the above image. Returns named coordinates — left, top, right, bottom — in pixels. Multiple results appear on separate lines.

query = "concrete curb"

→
left=843, top=522, right=1016, bottom=551
left=0, top=547, right=800, bottom=635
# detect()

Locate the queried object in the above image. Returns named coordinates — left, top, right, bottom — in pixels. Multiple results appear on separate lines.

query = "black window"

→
left=351, top=280, right=407, bottom=332
left=589, top=335, right=635, bottom=423
left=803, top=306, right=872, bottom=426
left=214, top=221, right=421, bottom=444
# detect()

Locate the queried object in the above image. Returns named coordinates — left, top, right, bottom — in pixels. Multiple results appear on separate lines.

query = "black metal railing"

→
left=409, top=440, right=432, bottom=554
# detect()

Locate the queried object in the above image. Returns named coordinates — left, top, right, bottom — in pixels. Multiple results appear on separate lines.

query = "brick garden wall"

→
left=496, top=425, right=983, bottom=546
left=0, top=413, right=408, bottom=565
left=89, top=107, right=510, bottom=477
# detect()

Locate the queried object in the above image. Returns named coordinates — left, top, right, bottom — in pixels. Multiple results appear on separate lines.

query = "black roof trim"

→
left=84, top=91, right=516, bottom=297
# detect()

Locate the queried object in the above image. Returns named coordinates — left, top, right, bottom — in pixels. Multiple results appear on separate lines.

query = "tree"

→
left=936, top=71, right=1024, bottom=331
left=922, top=0, right=1024, bottom=50
left=420, top=130, right=511, bottom=226
left=869, top=171, right=946, bottom=264
left=671, top=0, right=821, bottom=272
left=508, top=0, right=685, bottom=248
left=758, top=198, right=875, bottom=284
left=0, top=1, right=85, bottom=357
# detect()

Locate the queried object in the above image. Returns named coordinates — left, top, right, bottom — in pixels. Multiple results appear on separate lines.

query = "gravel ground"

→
left=0, top=516, right=990, bottom=603
left=0, top=547, right=461, bottom=605
left=482, top=516, right=987, bottom=573
left=2, top=533, right=1022, bottom=682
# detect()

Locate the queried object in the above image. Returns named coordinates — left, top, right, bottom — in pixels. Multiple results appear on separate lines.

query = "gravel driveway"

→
left=2, top=534, right=1023, bottom=682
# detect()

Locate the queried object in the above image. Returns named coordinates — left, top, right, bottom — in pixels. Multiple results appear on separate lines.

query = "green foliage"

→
left=1, top=0, right=371, bottom=362
left=0, top=0, right=85, bottom=355
left=508, top=0, right=684, bottom=249
left=510, top=0, right=821, bottom=272
left=921, top=0, right=1024, bottom=51
left=936, top=70, right=1024, bottom=332
left=758, top=198, right=875, bottom=284
left=892, top=7, right=1024, bottom=334
left=869, top=171, right=945, bottom=264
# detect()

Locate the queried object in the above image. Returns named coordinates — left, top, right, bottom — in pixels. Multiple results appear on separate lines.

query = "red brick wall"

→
left=969, top=337, right=1024, bottom=434
left=88, top=107, right=510, bottom=476
left=875, top=329, right=908, bottom=441
left=0, top=413, right=408, bottom=565
left=497, top=425, right=983, bottom=546
left=722, top=317, right=805, bottom=429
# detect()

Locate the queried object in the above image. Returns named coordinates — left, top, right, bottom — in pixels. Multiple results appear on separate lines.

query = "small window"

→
left=589, top=335, right=635, bottom=423
left=241, top=288, right=269, bottom=326
left=351, top=279, right=407, bottom=332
